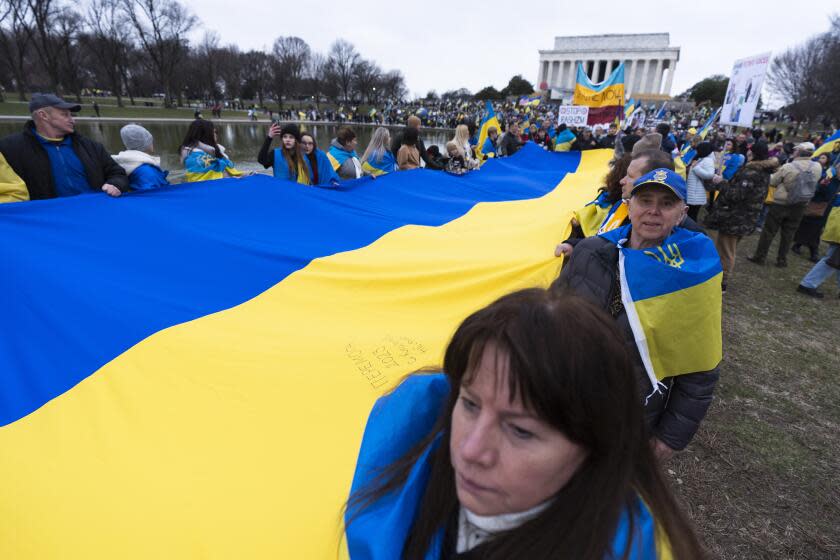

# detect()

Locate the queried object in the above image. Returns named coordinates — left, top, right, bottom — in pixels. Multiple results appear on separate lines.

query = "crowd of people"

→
left=1, top=92, right=838, bottom=300
left=2, top=90, right=839, bottom=556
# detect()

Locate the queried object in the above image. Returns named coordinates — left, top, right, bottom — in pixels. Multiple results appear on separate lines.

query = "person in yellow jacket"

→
left=0, top=152, right=29, bottom=203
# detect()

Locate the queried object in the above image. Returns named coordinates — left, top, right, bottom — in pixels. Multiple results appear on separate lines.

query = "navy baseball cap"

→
left=631, top=168, right=687, bottom=202
left=28, top=93, right=81, bottom=113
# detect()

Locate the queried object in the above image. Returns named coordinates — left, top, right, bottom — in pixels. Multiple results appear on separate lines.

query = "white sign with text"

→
left=556, top=105, right=589, bottom=127
left=721, top=52, right=771, bottom=127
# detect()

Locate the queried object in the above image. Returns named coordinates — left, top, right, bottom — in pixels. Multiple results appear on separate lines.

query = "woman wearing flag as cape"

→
left=345, top=289, right=704, bottom=559
left=553, top=169, right=722, bottom=460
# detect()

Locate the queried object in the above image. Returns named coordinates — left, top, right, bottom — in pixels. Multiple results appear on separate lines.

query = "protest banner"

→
left=557, top=105, right=589, bottom=127
left=720, top=52, right=771, bottom=127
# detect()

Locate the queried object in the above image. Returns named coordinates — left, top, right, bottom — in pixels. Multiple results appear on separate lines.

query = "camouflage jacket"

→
left=704, top=158, right=779, bottom=236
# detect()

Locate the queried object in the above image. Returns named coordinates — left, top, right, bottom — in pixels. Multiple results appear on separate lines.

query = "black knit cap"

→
left=280, top=123, right=301, bottom=141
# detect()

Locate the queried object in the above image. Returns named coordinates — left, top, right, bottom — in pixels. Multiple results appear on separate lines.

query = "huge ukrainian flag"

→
left=573, top=62, right=625, bottom=126
left=0, top=144, right=609, bottom=558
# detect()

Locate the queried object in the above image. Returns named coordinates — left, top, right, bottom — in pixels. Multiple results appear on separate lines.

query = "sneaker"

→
left=775, top=260, right=788, bottom=268
left=797, top=285, right=824, bottom=299
left=747, top=255, right=765, bottom=265
left=721, top=283, right=727, bottom=294
left=791, top=245, right=802, bottom=255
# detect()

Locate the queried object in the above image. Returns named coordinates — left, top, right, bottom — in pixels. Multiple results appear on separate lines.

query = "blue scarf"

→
left=598, top=225, right=722, bottom=392
left=346, top=374, right=667, bottom=559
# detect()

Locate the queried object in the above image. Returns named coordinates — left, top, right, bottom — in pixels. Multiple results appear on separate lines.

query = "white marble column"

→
left=605, top=59, right=615, bottom=80
left=639, top=60, right=650, bottom=94
left=663, top=59, right=676, bottom=95
left=628, top=60, right=638, bottom=95
left=650, top=59, right=663, bottom=94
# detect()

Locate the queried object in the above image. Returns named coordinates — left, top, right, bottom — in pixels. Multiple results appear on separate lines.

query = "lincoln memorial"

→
left=537, top=33, right=680, bottom=101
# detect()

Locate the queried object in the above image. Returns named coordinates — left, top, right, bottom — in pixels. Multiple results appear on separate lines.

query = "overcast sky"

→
left=190, top=1, right=834, bottom=105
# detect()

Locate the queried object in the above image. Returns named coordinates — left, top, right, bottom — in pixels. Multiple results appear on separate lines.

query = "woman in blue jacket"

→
left=112, top=123, right=169, bottom=191
left=345, top=289, right=704, bottom=560
left=257, top=123, right=310, bottom=184
left=300, top=132, right=340, bottom=187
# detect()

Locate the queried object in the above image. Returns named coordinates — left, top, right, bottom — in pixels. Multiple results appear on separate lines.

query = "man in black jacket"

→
left=552, top=170, right=720, bottom=459
left=0, top=93, right=128, bottom=200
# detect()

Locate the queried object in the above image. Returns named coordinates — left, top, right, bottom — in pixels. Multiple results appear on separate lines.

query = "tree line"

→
left=768, top=14, right=840, bottom=125
left=0, top=0, right=408, bottom=108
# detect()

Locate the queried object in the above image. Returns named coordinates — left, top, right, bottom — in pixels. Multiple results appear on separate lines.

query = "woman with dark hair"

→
left=397, top=127, right=421, bottom=171
left=179, top=119, right=243, bottom=182
left=704, top=141, right=779, bottom=291
left=563, top=153, right=634, bottom=244
left=257, top=122, right=309, bottom=184
left=299, top=132, right=340, bottom=187
left=345, top=289, right=704, bottom=559
left=327, top=126, right=362, bottom=180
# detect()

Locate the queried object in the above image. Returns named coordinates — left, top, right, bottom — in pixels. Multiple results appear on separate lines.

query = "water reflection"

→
left=0, top=120, right=453, bottom=182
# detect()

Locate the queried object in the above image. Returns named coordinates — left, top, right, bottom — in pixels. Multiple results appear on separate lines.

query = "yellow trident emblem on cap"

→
left=653, top=169, right=669, bottom=183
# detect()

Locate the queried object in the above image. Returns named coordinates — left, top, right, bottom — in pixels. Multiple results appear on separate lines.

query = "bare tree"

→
left=380, top=70, right=407, bottom=103
left=242, top=49, right=272, bottom=107
left=215, top=45, right=245, bottom=101
left=303, top=51, right=332, bottom=108
left=27, top=0, right=64, bottom=92
left=0, top=0, right=34, bottom=100
left=352, top=59, right=381, bottom=104
left=271, top=35, right=310, bottom=109
left=54, top=6, right=87, bottom=102
left=768, top=15, right=840, bottom=123
left=326, top=39, right=359, bottom=103
left=81, top=0, right=130, bottom=106
left=121, top=0, right=197, bottom=107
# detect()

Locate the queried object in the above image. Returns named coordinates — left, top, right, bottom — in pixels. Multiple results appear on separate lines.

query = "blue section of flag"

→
left=576, top=62, right=625, bottom=91
left=0, top=145, right=580, bottom=426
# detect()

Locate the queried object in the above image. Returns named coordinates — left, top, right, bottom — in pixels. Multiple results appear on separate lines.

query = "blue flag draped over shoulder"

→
left=599, top=225, right=723, bottom=391
left=346, top=374, right=671, bottom=559
left=361, top=151, right=397, bottom=176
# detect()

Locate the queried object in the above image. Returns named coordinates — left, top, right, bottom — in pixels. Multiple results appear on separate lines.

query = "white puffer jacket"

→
left=686, top=153, right=716, bottom=205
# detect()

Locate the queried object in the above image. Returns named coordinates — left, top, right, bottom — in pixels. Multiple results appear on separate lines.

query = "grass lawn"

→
left=0, top=100, right=255, bottom=120
left=669, top=230, right=840, bottom=559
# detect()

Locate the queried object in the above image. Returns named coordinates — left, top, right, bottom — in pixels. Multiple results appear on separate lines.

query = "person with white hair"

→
left=112, top=124, right=169, bottom=191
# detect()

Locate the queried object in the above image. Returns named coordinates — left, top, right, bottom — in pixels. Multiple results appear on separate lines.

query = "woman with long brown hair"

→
left=257, top=122, right=310, bottom=185
left=345, top=288, right=704, bottom=559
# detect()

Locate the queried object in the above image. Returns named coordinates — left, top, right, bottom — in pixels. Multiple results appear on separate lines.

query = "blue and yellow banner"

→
left=680, top=108, right=721, bottom=165
left=813, top=130, right=840, bottom=159
left=573, top=62, right=625, bottom=126
left=360, top=151, right=396, bottom=176
left=599, top=225, right=722, bottom=391
left=477, top=100, right=501, bottom=160
left=0, top=145, right=612, bottom=558
left=624, top=98, right=637, bottom=122
left=822, top=193, right=840, bottom=244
